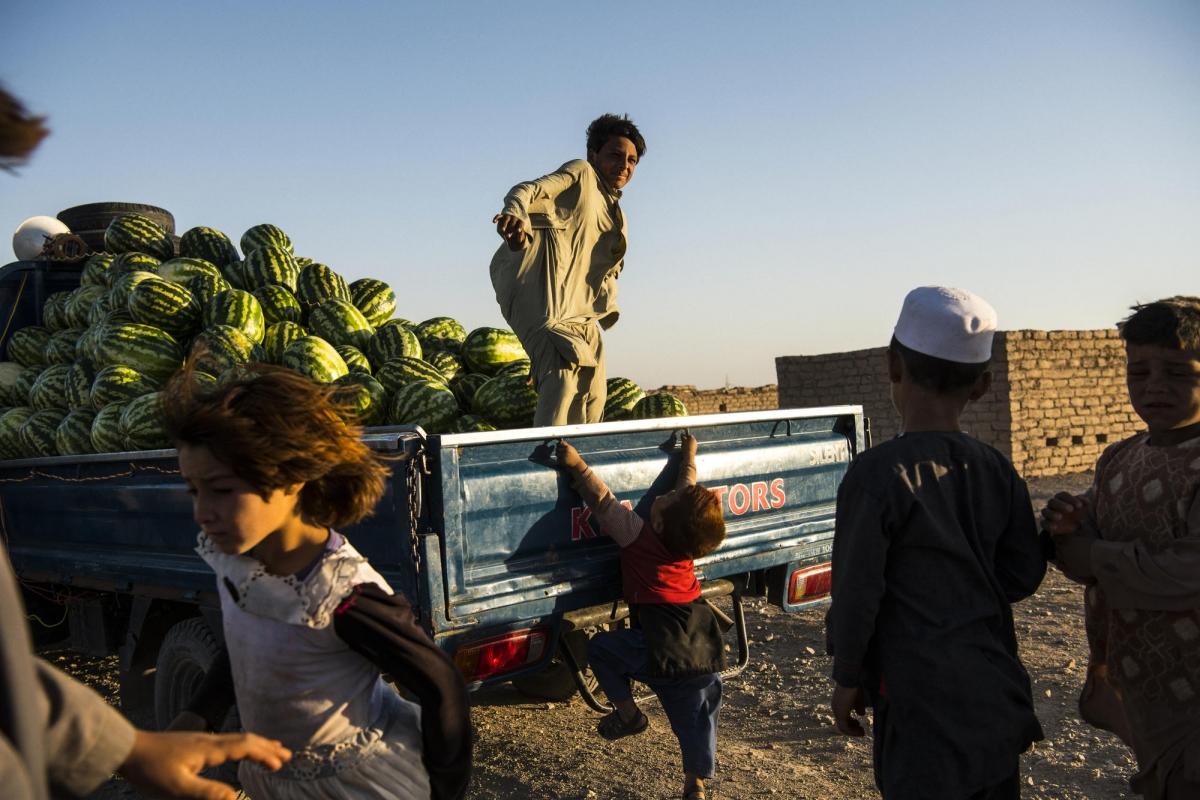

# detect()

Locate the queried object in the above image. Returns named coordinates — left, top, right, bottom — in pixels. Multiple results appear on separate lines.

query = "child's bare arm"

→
left=675, top=432, right=698, bottom=490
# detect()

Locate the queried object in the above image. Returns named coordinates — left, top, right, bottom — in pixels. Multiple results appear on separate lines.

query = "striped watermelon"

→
left=87, top=290, right=117, bottom=326
left=30, top=365, right=71, bottom=411
left=105, top=214, right=173, bottom=260
left=375, top=356, right=446, bottom=394
left=633, top=393, right=688, bottom=419
left=13, top=367, right=41, bottom=406
left=91, top=365, right=161, bottom=409
left=367, top=324, right=422, bottom=369
left=262, top=321, right=307, bottom=364
left=427, top=350, right=464, bottom=381
left=378, top=318, right=414, bottom=330
left=0, top=362, right=24, bottom=406
left=129, top=277, right=201, bottom=337
left=191, top=370, right=219, bottom=393
left=190, top=325, right=256, bottom=375
left=296, top=263, right=351, bottom=308
left=462, top=327, right=528, bottom=375
left=335, top=345, right=372, bottom=375
left=451, top=414, right=497, bottom=433
left=158, top=257, right=223, bottom=286
left=243, top=245, right=299, bottom=292
left=331, top=372, right=388, bottom=426
left=294, top=256, right=314, bottom=268
left=204, top=289, right=266, bottom=344
left=0, top=407, right=35, bottom=459
left=7, top=326, right=51, bottom=368
left=253, top=285, right=302, bottom=325
left=449, top=372, right=489, bottom=412
left=110, top=269, right=161, bottom=311
left=110, top=252, right=162, bottom=279
left=55, top=409, right=97, bottom=455
left=388, top=379, right=459, bottom=433
left=90, top=402, right=128, bottom=453
left=80, top=252, right=116, bottom=288
left=473, top=373, right=538, bottom=429
left=413, top=317, right=467, bottom=354
left=308, top=298, right=374, bottom=351
left=348, top=278, right=396, bottom=327
left=240, top=224, right=293, bottom=256
left=65, top=285, right=107, bottom=329
left=494, top=359, right=531, bottom=379
left=65, top=363, right=93, bottom=410
left=186, top=273, right=232, bottom=304
left=120, top=392, right=170, bottom=450
left=604, top=377, right=645, bottom=421
left=44, top=329, right=84, bottom=365
left=179, top=226, right=239, bottom=267
left=42, top=291, right=73, bottom=331
left=282, top=336, right=348, bottom=384
left=95, top=323, right=183, bottom=382
left=221, top=259, right=247, bottom=290
left=19, top=409, right=65, bottom=457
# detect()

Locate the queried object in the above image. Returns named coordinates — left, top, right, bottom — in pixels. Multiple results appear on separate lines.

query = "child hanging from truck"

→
left=825, top=286, right=1047, bottom=799
left=1041, top=296, right=1200, bottom=799
left=161, top=361, right=471, bottom=800
left=556, top=433, right=726, bottom=800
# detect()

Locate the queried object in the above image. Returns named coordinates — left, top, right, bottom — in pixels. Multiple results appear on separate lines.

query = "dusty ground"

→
left=49, top=471, right=1141, bottom=799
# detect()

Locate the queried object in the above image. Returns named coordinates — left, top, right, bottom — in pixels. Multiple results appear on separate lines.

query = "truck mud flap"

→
left=561, top=580, right=751, bottom=714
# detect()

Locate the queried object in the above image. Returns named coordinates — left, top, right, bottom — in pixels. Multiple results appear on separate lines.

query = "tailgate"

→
left=431, top=406, right=862, bottom=622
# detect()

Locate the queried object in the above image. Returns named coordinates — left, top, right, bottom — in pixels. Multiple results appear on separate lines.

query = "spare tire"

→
left=57, top=202, right=176, bottom=236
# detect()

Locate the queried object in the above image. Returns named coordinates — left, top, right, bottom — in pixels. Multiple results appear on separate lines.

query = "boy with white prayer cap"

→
left=825, top=286, right=1048, bottom=799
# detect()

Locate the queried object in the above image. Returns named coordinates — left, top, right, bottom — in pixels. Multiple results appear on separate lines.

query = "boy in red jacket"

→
left=557, top=434, right=726, bottom=800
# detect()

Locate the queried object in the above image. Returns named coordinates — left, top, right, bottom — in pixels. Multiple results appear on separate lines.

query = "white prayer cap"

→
left=893, top=286, right=997, bottom=364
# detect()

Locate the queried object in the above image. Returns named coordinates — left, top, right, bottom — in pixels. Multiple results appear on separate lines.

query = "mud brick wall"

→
left=776, top=330, right=1142, bottom=477
left=649, top=384, right=779, bottom=415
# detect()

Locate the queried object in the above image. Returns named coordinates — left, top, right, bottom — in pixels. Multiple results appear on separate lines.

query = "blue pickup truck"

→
left=1, top=259, right=864, bottom=725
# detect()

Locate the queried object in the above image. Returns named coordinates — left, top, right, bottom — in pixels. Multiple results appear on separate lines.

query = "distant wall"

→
left=775, top=330, right=1142, bottom=477
left=648, top=384, right=779, bottom=415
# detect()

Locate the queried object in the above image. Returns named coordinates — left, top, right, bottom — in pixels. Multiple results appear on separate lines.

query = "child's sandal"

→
left=682, top=791, right=705, bottom=800
left=596, top=708, right=649, bottom=740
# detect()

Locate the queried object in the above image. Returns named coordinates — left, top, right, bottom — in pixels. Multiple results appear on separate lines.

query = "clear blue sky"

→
left=3, top=1, right=1198, bottom=389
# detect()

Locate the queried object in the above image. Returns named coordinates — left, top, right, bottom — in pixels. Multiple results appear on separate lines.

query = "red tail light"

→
left=454, top=627, right=549, bottom=682
left=788, top=563, right=832, bottom=604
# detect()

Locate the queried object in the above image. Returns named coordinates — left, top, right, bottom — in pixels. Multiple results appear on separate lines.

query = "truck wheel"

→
left=56, top=202, right=176, bottom=235
left=512, top=630, right=597, bottom=702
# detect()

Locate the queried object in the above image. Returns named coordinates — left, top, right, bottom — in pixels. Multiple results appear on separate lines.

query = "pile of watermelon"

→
left=0, top=214, right=686, bottom=459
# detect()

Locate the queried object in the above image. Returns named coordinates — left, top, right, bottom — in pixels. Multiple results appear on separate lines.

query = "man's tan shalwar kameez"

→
left=489, top=159, right=627, bottom=426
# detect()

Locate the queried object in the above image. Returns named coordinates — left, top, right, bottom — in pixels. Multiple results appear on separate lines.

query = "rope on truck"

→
left=0, top=271, right=29, bottom=351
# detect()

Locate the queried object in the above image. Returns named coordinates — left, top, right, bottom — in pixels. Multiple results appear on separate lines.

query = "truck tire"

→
left=512, top=630, right=597, bottom=702
left=56, top=202, right=176, bottom=236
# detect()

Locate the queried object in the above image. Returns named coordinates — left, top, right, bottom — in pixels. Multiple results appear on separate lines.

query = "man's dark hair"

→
left=889, top=336, right=990, bottom=394
left=586, top=114, right=645, bottom=158
left=1119, top=296, right=1200, bottom=351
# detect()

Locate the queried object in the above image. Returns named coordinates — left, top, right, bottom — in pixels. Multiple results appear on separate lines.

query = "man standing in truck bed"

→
left=489, top=114, right=645, bottom=426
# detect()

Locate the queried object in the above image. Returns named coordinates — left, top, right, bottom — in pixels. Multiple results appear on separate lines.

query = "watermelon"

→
left=308, top=298, right=374, bottom=351
left=294, top=256, right=314, bottom=268
left=185, top=273, right=232, bottom=304
left=64, top=285, right=107, bottom=329
left=348, top=278, right=396, bottom=327
left=253, top=285, right=302, bottom=325
left=191, top=370, right=219, bottom=393
left=494, top=359, right=531, bottom=379
left=0, top=362, right=25, bottom=405
left=375, top=356, right=446, bottom=394
left=30, top=364, right=73, bottom=410
left=331, top=373, right=388, bottom=426
left=42, top=291, right=73, bottom=331
left=633, top=392, right=688, bottom=419
left=462, top=327, right=528, bottom=375
left=55, top=409, right=97, bottom=455
left=473, top=373, right=538, bottom=429
left=0, top=407, right=35, bottom=459
left=80, top=252, right=116, bottom=288
left=413, top=317, right=467, bottom=354
left=190, top=325, right=256, bottom=375
left=90, top=402, right=128, bottom=453
left=221, top=259, right=247, bottom=290
left=65, top=363, right=93, bottom=410
left=204, top=289, right=266, bottom=344
left=109, top=269, right=160, bottom=310
left=296, top=263, right=351, bottom=308
left=95, top=323, right=183, bottom=382
left=451, top=414, right=497, bottom=433
left=13, top=367, right=40, bottom=406
left=129, top=277, right=201, bottom=337
left=388, top=379, right=458, bottom=433
left=450, top=372, right=489, bottom=412
left=427, top=350, right=464, bottom=381
left=91, top=365, right=161, bottom=409
left=242, top=244, right=299, bottom=292
left=367, top=324, right=422, bottom=369
left=120, top=392, right=170, bottom=450
left=19, top=409, right=65, bottom=457
left=335, top=345, right=372, bottom=375
left=281, top=336, right=348, bottom=384
left=240, top=224, right=293, bottom=256
left=262, top=321, right=307, bottom=364
left=86, top=290, right=117, bottom=326
left=110, top=253, right=163, bottom=282
left=7, top=326, right=51, bottom=367
left=44, top=329, right=84, bottom=365
left=179, top=226, right=238, bottom=267
left=158, top=257, right=223, bottom=286
left=604, top=377, right=645, bottom=421
left=105, top=214, right=173, bottom=260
